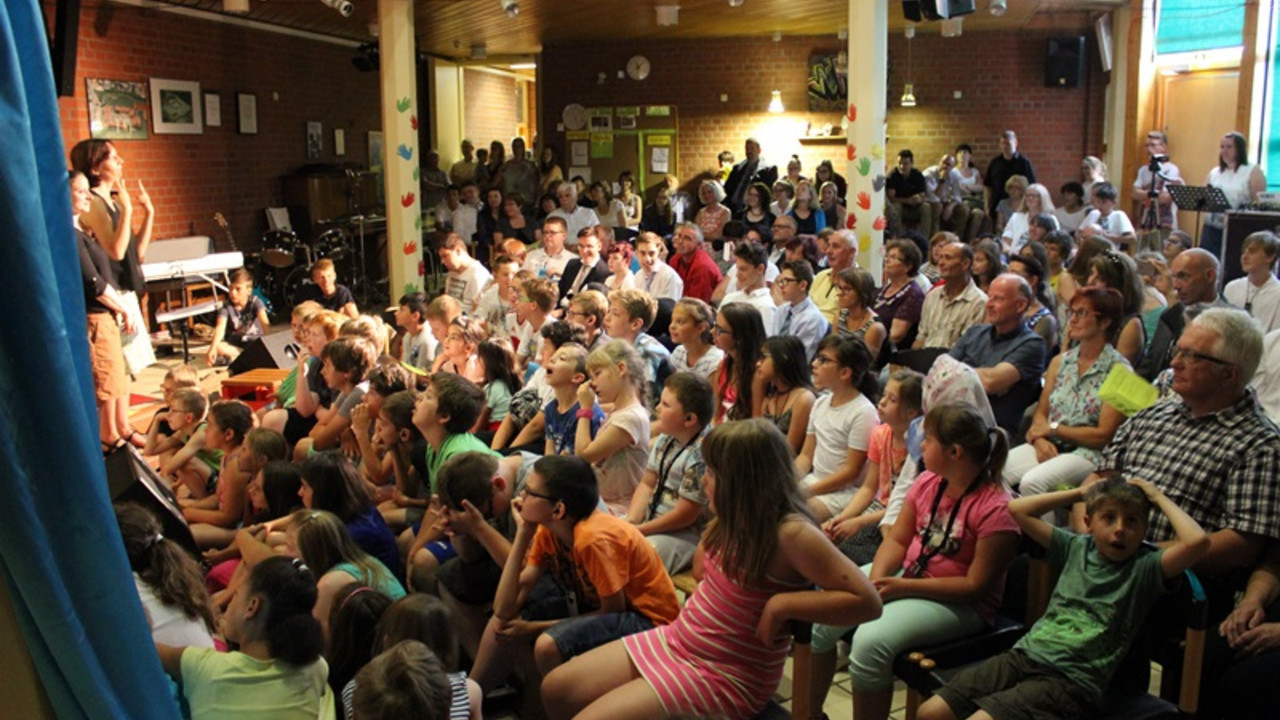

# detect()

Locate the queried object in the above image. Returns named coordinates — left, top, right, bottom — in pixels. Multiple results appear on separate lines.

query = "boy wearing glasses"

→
left=470, top=454, right=678, bottom=709
left=527, top=216, right=578, bottom=282
left=771, top=259, right=831, bottom=359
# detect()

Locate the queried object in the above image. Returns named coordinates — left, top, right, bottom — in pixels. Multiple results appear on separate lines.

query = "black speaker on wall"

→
left=105, top=444, right=198, bottom=557
left=903, top=0, right=923, bottom=22
left=227, top=330, right=299, bottom=376
left=1046, top=36, right=1086, bottom=88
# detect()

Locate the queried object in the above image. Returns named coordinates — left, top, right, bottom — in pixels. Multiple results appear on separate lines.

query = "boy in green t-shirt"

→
left=920, top=477, right=1209, bottom=720
left=404, top=371, right=498, bottom=591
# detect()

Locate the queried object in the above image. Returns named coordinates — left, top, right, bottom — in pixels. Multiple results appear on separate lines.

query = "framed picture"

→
left=85, top=78, right=149, bottom=140
left=237, top=93, right=258, bottom=135
left=306, top=121, right=323, bottom=160
left=334, top=128, right=346, bottom=156
left=149, top=78, right=202, bottom=134
left=204, top=92, right=221, bottom=127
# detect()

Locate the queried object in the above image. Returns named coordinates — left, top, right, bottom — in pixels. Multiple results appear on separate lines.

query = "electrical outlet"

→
left=953, top=90, right=962, bottom=99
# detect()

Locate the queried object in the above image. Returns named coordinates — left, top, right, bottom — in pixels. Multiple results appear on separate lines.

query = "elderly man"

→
left=670, top=223, right=723, bottom=303
left=810, top=229, right=857, bottom=325
left=914, top=239, right=988, bottom=350
left=948, top=273, right=1046, bottom=437
left=523, top=217, right=577, bottom=283
left=1139, top=248, right=1233, bottom=380
left=723, top=137, right=779, bottom=213
left=769, top=215, right=798, bottom=266
left=547, top=181, right=597, bottom=242
left=985, top=130, right=1036, bottom=217
left=1080, top=308, right=1280, bottom=613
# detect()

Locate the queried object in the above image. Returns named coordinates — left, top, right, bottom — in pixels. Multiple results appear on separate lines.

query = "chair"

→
left=897, top=553, right=1208, bottom=720
left=754, top=621, right=812, bottom=720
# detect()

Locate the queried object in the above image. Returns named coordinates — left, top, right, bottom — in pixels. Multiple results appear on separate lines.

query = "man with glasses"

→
left=1075, top=309, right=1280, bottom=694
left=1139, top=248, right=1232, bottom=381
left=525, top=216, right=578, bottom=283
left=771, top=259, right=830, bottom=359
left=810, top=229, right=858, bottom=325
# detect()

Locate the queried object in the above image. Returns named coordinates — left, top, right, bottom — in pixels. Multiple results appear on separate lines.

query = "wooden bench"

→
left=221, top=368, right=292, bottom=401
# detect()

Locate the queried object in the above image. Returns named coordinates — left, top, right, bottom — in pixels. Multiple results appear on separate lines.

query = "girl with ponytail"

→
left=115, top=502, right=215, bottom=648
left=157, top=556, right=333, bottom=720
left=805, top=402, right=1022, bottom=720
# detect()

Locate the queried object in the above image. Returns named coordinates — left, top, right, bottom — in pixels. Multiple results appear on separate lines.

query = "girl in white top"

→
left=589, top=181, right=628, bottom=229
left=117, top=503, right=216, bottom=649
left=576, top=340, right=652, bottom=516
left=669, top=298, right=725, bottom=379
left=604, top=241, right=637, bottom=292
left=795, top=335, right=881, bottom=522
left=1204, top=131, right=1267, bottom=258
left=1002, top=183, right=1057, bottom=254
left=1080, top=155, right=1108, bottom=204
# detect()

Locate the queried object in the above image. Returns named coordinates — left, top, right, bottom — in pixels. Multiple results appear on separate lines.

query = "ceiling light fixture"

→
left=768, top=89, right=784, bottom=113
left=989, top=0, right=1007, bottom=17
left=901, top=27, right=917, bottom=107
left=500, top=0, right=519, bottom=18
left=728, top=0, right=745, bottom=6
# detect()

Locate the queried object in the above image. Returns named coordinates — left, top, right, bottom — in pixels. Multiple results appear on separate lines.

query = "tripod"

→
left=1138, top=160, right=1176, bottom=254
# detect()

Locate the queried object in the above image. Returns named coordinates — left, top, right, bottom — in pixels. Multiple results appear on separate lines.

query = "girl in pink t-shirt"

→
left=823, top=369, right=925, bottom=564
left=806, top=402, right=1022, bottom=720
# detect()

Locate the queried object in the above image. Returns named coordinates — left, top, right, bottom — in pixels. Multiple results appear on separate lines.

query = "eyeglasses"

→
left=566, top=309, right=588, bottom=319
left=835, top=285, right=853, bottom=294
left=1172, top=347, right=1232, bottom=367
left=521, top=486, right=560, bottom=503
left=713, top=325, right=733, bottom=336
left=1067, top=308, right=1097, bottom=319
left=771, top=224, right=791, bottom=230
left=813, top=356, right=838, bottom=365
left=776, top=277, right=798, bottom=286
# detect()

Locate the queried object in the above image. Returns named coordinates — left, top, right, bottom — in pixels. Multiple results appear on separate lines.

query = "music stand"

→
left=1168, top=185, right=1230, bottom=249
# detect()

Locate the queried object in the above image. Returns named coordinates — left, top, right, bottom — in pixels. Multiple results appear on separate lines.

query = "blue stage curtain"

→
left=0, top=1, right=180, bottom=717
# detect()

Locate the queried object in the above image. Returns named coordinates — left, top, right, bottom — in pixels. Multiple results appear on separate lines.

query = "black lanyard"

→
left=909, top=478, right=975, bottom=577
left=649, top=435, right=698, bottom=520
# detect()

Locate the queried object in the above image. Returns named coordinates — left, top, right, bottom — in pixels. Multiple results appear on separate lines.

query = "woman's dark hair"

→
left=248, top=556, right=323, bottom=667
left=258, top=460, right=304, bottom=521
left=923, top=403, right=1009, bottom=486
left=540, top=146, right=559, bottom=174
left=69, top=139, right=113, bottom=187
left=1088, top=250, right=1144, bottom=316
left=114, top=502, right=216, bottom=633
left=972, top=240, right=1004, bottom=288
left=784, top=234, right=822, bottom=270
left=1060, top=181, right=1085, bottom=199
left=1067, top=236, right=1110, bottom=283
left=761, top=336, right=815, bottom=396
left=1071, top=286, right=1126, bottom=345
left=534, top=454, right=599, bottom=520
left=376, top=593, right=462, bottom=670
left=836, top=266, right=877, bottom=309
left=1042, top=230, right=1075, bottom=265
left=478, top=337, right=523, bottom=393
left=1220, top=131, right=1250, bottom=170
left=718, top=303, right=767, bottom=421
left=887, top=239, right=923, bottom=276
left=746, top=181, right=772, bottom=210
left=1007, top=252, right=1054, bottom=311
left=816, top=335, right=881, bottom=403
left=301, top=451, right=373, bottom=522
left=327, top=583, right=394, bottom=695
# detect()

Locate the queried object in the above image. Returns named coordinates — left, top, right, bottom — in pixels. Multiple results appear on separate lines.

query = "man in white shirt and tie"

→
left=771, top=259, right=830, bottom=359
left=633, top=231, right=684, bottom=302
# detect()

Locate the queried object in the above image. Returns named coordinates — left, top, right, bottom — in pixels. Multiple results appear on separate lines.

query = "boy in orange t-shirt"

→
left=469, top=454, right=678, bottom=700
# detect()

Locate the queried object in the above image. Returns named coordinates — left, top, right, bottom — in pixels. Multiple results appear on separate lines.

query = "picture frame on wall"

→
left=237, top=93, right=258, bottom=135
left=334, top=128, right=346, bottom=156
left=306, top=121, right=323, bottom=160
left=85, top=78, right=148, bottom=140
left=149, top=78, right=203, bottom=134
left=204, top=93, right=221, bottom=127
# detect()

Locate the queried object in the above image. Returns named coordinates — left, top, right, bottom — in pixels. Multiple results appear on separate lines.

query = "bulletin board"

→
left=562, top=105, right=678, bottom=196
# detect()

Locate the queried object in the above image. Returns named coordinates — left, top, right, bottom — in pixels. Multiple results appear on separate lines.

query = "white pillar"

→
left=378, top=0, right=423, bottom=297
left=846, top=0, right=889, bottom=280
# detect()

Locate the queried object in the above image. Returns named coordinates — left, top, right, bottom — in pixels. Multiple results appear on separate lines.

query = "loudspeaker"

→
left=903, top=0, right=923, bottom=22
left=105, top=444, right=198, bottom=557
left=1046, top=36, right=1086, bottom=88
left=51, top=0, right=82, bottom=97
left=228, top=330, right=298, bottom=375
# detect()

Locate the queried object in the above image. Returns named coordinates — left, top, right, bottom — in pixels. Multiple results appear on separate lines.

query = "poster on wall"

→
left=237, top=93, right=258, bottom=135
left=149, top=78, right=203, bottom=134
left=306, top=121, right=323, bottom=160
left=807, top=54, right=848, bottom=112
left=204, top=93, right=221, bottom=127
left=85, top=79, right=148, bottom=140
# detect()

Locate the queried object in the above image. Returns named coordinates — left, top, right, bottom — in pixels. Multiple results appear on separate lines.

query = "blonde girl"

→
left=669, top=298, right=724, bottom=379
left=575, top=340, right=651, bottom=515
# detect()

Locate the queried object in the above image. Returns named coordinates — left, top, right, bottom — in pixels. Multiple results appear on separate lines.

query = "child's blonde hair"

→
left=608, top=288, right=657, bottom=330
left=340, top=315, right=391, bottom=355
left=291, top=300, right=324, bottom=320
left=164, top=364, right=200, bottom=388
left=674, top=298, right=715, bottom=344
left=586, top=339, right=648, bottom=407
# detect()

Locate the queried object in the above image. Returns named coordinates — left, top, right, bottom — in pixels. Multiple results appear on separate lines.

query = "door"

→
left=1160, top=70, right=1240, bottom=232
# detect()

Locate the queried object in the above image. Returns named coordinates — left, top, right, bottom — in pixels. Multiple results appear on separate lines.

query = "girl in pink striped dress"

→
left=542, top=419, right=883, bottom=720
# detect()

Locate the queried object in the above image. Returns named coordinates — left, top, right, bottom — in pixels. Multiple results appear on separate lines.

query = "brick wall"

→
left=56, top=4, right=382, bottom=249
left=541, top=30, right=1105, bottom=197
left=463, top=69, right=521, bottom=159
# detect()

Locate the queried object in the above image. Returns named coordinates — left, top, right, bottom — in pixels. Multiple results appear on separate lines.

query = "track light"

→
left=321, top=0, right=353, bottom=17
left=728, top=0, right=745, bottom=6
left=500, top=0, right=519, bottom=17
left=990, top=0, right=1006, bottom=16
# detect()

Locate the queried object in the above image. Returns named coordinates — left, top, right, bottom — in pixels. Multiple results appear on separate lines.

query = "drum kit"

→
left=249, top=218, right=385, bottom=311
